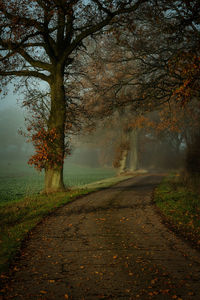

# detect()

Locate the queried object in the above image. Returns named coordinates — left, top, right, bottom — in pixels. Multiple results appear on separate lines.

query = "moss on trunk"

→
left=45, top=168, right=66, bottom=193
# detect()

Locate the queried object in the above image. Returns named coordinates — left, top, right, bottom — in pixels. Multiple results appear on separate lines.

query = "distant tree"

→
left=85, top=0, right=200, bottom=107
left=0, top=0, right=148, bottom=192
left=78, top=0, right=200, bottom=172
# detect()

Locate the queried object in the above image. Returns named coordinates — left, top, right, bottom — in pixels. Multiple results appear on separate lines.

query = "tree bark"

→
left=128, top=129, right=138, bottom=172
left=117, top=129, right=138, bottom=175
left=117, top=126, right=130, bottom=175
left=44, top=64, right=66, bottom=193
left=45, top=168, right=65, bottom=193
left=118, top=149, right=128, bottom=175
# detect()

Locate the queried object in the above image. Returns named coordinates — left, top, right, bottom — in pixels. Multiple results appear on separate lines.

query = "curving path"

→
left=1, top=174, right=200, bottom=299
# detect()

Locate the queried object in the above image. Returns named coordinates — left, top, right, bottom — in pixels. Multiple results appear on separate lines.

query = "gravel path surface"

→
left=1, top=174, right=200, bottom=299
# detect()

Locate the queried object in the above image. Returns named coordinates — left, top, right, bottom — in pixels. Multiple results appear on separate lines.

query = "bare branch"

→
left=0, top=70, right=50, bottom=82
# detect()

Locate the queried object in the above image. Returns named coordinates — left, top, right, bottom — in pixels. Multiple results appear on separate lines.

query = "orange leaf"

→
left=80, top=266, right=84, bottom=269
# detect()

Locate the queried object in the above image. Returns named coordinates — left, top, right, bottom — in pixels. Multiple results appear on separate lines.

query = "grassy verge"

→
left=154, top=173, right=200, bottom=249
left=0, top=174, right=132, bottom=275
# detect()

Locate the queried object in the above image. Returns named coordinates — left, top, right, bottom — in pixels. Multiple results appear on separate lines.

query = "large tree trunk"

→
left=117, top=128, right=130, bottom=175
left=117, top=129, right=138, bottom=175
left=45, top=168, right=65, bottom=192
left=128, top=129, right=138, bottom=172
left=118, top=149, right=128, bottom=175
left=44, top=65, right=66, bottom=193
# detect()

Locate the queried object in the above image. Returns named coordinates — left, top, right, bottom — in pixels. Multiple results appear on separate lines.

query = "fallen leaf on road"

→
left=80, top=266, right=84, bottom=269
left=160, top=289, right=169, bottom=294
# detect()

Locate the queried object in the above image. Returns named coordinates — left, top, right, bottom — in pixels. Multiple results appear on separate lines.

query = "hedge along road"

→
left=1, top=174, right=200, bottom=299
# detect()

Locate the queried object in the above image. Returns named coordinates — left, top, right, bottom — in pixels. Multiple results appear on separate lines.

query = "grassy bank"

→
left=0, top=174, right=132, bottom=275
left=154, top=173, right=200, bottom=249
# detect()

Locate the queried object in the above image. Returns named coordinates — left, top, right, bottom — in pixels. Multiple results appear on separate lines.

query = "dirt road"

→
left=1, top=174, right=200, bottom=299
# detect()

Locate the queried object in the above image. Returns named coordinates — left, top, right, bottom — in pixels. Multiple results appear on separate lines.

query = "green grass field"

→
left=0, top=161, right=116, bottom=204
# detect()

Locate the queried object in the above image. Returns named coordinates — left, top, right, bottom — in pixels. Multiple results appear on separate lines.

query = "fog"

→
left=0, top=89, right=187, bottom=178
left=0, top=93, right=111, bottom=176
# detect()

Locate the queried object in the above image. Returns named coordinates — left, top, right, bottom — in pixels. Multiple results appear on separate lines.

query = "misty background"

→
left=0, top=87, right=33, bottom=173
left=0, top=85, right=186, bottom=177
left=0, top=86, right=100, bottom=174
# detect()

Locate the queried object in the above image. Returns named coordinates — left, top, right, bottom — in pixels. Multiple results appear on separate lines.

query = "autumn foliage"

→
left=28, top=127, right=63, bottom=171
left=21, top=97, right=71, bottom=172
left=169, top=51, right=200, bottom=105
